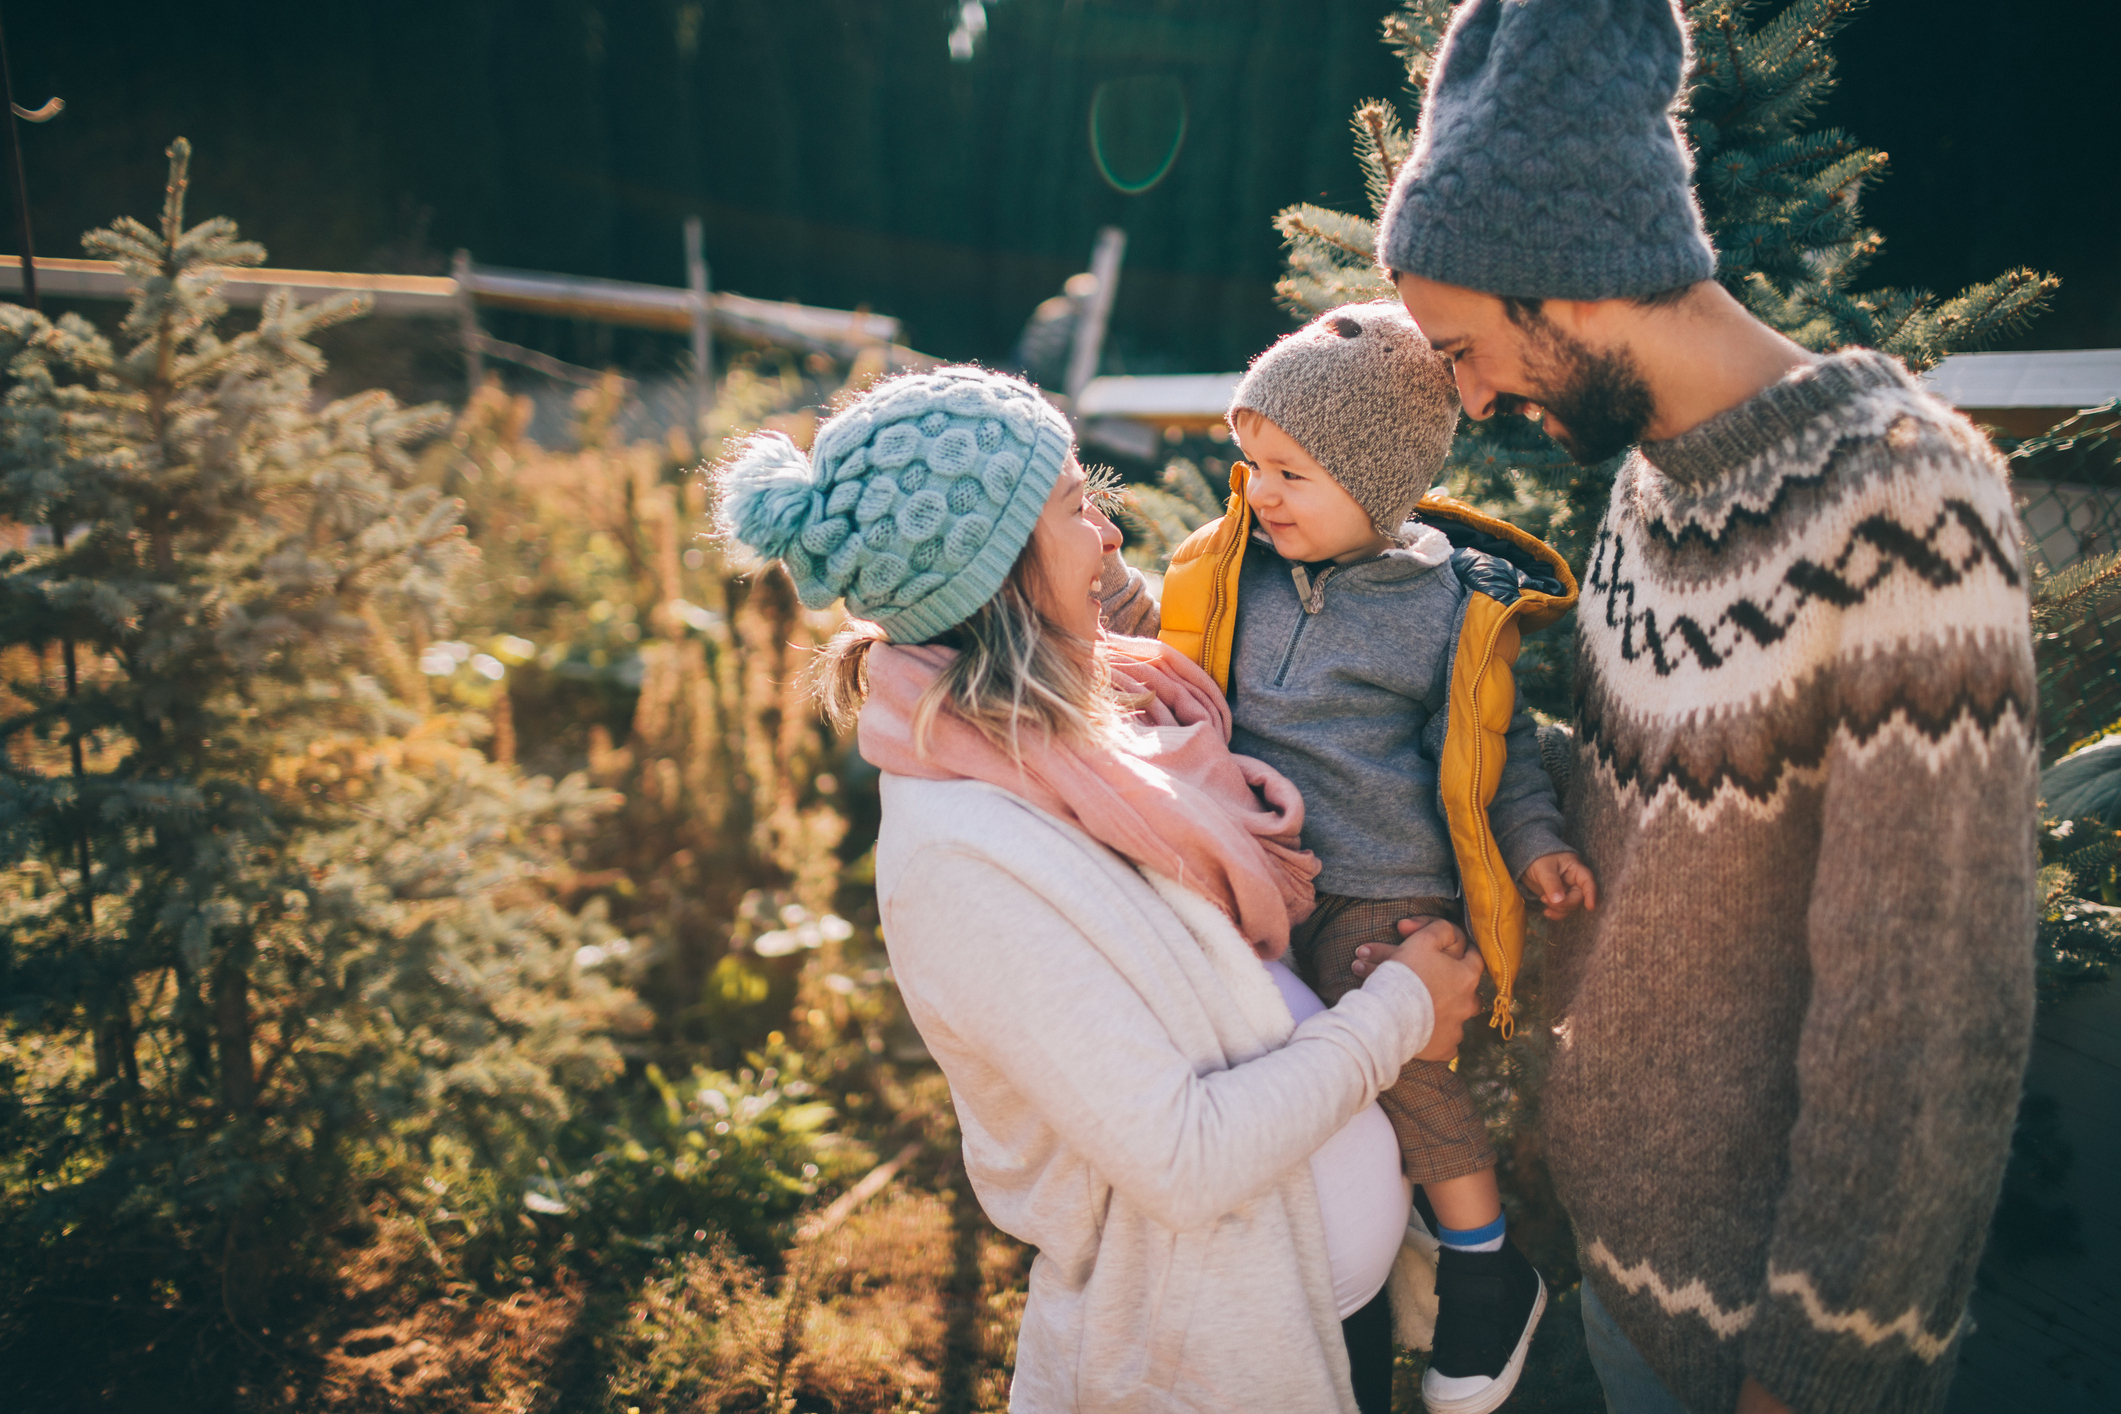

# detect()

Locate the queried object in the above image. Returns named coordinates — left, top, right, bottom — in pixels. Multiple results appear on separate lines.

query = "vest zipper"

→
left=1465, top=612, right=1516, bottom=1039
left=1201, top=510, right=1247, bottom=685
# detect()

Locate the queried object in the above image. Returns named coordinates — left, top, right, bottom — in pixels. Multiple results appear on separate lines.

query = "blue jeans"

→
left=1581, top=1281, right=1692, bottom=1414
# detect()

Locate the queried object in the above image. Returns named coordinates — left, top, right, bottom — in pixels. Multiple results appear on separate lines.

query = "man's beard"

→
left=1496, top=315, right=1655, bottom=465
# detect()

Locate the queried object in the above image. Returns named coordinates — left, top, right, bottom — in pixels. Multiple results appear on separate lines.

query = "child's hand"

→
left=1521, top=851, right=1597, bottom=920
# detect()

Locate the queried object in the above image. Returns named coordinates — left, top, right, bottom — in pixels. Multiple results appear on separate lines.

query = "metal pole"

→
left=0, top=7, right=39, bottom=311
left=452, top=248, right=483, bottom=397
left=1064, top=226, right=1126, bottom=402
left=684, top=215, right=714, bottom=427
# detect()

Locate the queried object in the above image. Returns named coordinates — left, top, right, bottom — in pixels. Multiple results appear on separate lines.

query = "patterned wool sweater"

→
left=1545, top=349, right=2038, bottom=1414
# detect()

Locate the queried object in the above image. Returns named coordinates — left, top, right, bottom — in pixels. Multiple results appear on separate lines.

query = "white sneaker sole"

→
left=1420, top=1272, right=1547, bottom=1414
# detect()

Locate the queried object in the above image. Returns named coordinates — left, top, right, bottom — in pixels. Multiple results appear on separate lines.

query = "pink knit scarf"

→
left=857, top=634, right=1318, bottom=958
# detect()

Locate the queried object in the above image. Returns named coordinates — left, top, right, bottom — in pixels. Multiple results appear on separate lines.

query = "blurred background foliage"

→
left=0, top=141, right=974, bottom=1411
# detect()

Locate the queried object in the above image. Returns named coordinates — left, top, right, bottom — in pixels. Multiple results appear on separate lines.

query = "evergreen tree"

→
left=1273, top=0, right=2056, bottom=715
left=0, top=141, right=636, bottom=1383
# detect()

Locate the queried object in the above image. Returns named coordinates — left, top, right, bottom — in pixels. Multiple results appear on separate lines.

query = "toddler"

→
left=1102, top=300, right=1593, bottom=1414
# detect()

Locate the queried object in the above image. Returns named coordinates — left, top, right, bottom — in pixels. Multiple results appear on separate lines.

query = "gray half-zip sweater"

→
left=1548, top=349, right=2037, bottom=1414
left=1224, top=524, right=1568, bottom=899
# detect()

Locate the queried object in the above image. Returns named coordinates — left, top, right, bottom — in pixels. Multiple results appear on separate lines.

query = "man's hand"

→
left=1737, top=1377, right=1793, bottom=1414
left=1350, top=918, right=1484, bottom=1061
left=1520, top=850, right=1598, bottom=920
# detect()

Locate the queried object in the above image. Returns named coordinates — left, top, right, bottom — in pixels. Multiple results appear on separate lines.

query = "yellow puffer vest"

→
left=1158, top=463, right=1578, bottom=1035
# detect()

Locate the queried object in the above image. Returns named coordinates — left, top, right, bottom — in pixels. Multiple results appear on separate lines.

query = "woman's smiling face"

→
left=1026, top=456, right=1123, bottom=643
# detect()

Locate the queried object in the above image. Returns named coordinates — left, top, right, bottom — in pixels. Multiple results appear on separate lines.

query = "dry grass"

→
left=278, top=1158, right=1029, bottom=1414
left=304, top=1208, right=590, bottom=1413
left=603, top=1177, right=1029, bottom=1414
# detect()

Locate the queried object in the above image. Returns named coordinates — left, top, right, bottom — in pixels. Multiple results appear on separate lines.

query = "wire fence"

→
left=2013, top=400, right=2121, bottom=760
left=2018, top=477, right=2121, bottom=579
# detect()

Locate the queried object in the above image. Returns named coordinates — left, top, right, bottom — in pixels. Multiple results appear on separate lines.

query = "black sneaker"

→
left=1421, top=1237, right=1546, bottom=1414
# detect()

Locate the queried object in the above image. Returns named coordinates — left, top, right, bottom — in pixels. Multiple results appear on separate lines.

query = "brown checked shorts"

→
left=1287, top=891, right=1496, bottom=1185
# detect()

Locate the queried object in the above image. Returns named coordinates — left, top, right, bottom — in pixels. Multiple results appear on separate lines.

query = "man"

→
left=1377, top=3, right=2039, bottom=1413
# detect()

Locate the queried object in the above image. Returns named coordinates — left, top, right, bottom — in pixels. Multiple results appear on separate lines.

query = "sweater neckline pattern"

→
left=1639, top=349, right=1913, bottom=492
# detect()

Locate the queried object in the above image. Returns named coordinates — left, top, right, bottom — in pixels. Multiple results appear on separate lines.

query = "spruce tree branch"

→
left=2034, top=553, right=2121, bottom=624
left=1710, top=11, right=1750, bottom=125
left=1863, top=292, right=1931, bottom=355
left=251, top=1007, right=311, bottom=1100
left=1275, top=207, right=1377, bottom=261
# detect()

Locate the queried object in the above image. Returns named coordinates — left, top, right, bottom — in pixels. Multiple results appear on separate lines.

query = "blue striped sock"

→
left=1436, top=1211, right=1507, bottom=1253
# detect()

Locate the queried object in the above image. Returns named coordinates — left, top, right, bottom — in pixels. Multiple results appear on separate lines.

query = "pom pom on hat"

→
left=719, top=430, right=820, bottom=563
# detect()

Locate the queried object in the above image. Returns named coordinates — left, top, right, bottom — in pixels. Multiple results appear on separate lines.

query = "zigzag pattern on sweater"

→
left=1627, top=393, right=1996, bottom=553
left=1634, top=429, right=1872, bottom=557
left=1584, top=1240, right=1757, bottom=1338
left=1766, top=1267, right=1960, bottom=1363
left=1584, top=499, right=2021, bottom=678
left=1577, top=692, right=2035, bottom=822
left=1574, top=625, right=2037, bottom=812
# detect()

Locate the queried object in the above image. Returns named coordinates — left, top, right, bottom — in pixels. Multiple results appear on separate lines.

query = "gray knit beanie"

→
left=1376, top=0, right=1715, bottom=300
left=1229, top=301, right=1458, bottom=534
left=717, top=367, right=1074, bottom=643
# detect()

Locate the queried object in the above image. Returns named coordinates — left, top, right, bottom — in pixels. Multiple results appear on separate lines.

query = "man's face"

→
left=1394, top=271, right=1655, bottom=465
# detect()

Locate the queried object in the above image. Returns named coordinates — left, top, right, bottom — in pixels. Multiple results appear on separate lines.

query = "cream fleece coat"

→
left=875, top=774, right=1439, bottom=1413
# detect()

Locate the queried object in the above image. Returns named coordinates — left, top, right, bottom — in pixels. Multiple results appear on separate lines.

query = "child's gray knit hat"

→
left=1229, top=301, right=1458, bottom=534
left=1376, top=0, right=1715, bottom=300
left=717, top=367, right=1074, bottom=643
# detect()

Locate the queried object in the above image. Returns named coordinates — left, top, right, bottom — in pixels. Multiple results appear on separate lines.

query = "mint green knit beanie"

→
left=716, top=367, right=1074, bottom=643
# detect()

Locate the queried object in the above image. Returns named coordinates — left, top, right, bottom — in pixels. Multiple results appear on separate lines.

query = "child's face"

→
left=1236, top=414, right=1391, bottom=564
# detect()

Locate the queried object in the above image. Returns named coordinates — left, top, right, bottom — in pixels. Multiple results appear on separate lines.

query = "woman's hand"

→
left=1349, top=918, right=1484, bottom=1061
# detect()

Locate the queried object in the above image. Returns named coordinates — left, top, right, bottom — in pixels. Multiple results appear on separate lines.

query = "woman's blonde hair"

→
left=812, top=531, right=1129, bottom=765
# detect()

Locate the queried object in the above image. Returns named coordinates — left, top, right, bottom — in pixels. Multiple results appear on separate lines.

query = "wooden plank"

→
left=0, top=255, right=938, bottom=369
left=0, top=253, right=454, bottom=315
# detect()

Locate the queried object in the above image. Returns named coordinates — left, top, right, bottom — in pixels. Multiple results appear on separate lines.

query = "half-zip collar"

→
left=1252, top=522, right=1453, bottom=617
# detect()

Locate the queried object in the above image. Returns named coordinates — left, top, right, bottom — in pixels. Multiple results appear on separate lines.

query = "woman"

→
left=719, top=367, right=1484, bottom=1413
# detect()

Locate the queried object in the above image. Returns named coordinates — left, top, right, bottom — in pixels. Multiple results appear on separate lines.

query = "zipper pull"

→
left=1302, top=566, right=1333, bottom=614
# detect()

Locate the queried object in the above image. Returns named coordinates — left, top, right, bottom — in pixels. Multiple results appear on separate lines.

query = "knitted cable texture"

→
left=1229, top=301, right=1458, bottom=533
left=1376, top=0, right=1716, bottom=299
left=717, top=367, right=1074, bottom=643
left=1545, top=350, right=2038, bottom=1414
